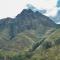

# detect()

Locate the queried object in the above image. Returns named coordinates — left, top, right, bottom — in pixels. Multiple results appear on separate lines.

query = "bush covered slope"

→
left=30, top=28, right=60, bottom=60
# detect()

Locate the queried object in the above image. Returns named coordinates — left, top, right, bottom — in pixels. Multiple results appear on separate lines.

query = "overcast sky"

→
left=0, top=0, right=59, bottom=19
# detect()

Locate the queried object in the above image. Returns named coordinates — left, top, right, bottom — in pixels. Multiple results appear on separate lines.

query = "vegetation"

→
left=0, top=9, right=60, bottom=60
left=0, top=29, right=59, bottom=60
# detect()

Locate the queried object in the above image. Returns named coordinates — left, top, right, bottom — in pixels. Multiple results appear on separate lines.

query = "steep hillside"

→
left=0, top=8, right=57, bottom=51
left=29, top=28, right=60, bottom=60
left=0, top=8, right=60, bottom=60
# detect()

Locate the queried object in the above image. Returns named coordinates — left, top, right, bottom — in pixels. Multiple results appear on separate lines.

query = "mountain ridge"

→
left=0, top=8, right=60, bottom=60
left=0, top=9, right=57, bottom=39
left=0, top=8, right=59, bottom=51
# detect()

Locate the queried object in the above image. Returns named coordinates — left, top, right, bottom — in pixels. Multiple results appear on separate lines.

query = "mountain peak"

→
left=25, top=4, right=38, bottom=12
left=16, top=8, right=56, bottom=27
left=16, top=8, right=43, bottom=20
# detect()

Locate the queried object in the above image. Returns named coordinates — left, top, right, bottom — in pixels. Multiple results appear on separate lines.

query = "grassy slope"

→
left=30, top=28, right=60, bottom=60
left=0, top=29, right=42, bottom=52
left=0, top=26, right=60, bottom=60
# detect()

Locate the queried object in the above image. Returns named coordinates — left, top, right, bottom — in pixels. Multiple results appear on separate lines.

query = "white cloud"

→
left=0, top=0, right=58, bottom=19
left=30, top=0, right=57, bottom=9
left=44, top=7, right=58, bottom=16
left=0, top=0, right=29, bottom=19
left=30, top=0, right=58, bottom=16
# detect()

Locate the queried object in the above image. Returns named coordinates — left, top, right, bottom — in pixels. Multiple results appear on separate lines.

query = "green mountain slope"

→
left=0, top=9, right=57, bottom=52
left=0, top=9, right=60, bottom=60
left=29, top=28, right=60, bottom=60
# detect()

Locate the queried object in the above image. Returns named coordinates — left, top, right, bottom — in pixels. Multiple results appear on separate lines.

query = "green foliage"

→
left=0, top=15, right=59, bottom=60
left=30, top=45, right=60, bottom=60
left=0, top=28, right=60, bottom=60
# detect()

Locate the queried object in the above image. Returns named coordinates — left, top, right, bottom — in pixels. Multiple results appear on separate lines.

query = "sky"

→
left=57, top=0, right=60, bottom=7
left=0, top=0, right=59, bottom=19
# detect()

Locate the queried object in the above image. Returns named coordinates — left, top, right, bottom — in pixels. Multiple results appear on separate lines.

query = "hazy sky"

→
left=0, top=0, right=59, bottom=19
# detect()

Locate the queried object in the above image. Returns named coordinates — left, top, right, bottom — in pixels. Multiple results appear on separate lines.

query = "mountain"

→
left=16, top=9, right=56, bottom=27
left=0, top=8, right=60, bottom=60
left=0, top=8, right=57, bottom=51
left=0, top=9, right=56, bottom=40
